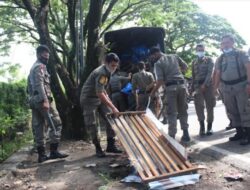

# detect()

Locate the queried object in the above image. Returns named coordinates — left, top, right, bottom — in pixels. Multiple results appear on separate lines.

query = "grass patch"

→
left=0, top=129, right=33, bottom=163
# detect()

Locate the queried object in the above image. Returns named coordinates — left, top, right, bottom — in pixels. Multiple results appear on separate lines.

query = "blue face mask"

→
left=223, top=48, right=233, bottom=54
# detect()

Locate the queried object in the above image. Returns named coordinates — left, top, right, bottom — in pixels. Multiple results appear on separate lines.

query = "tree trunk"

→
left=31, top=1, right=87, bottom=140
left=81, top=0, right=103, bottom=85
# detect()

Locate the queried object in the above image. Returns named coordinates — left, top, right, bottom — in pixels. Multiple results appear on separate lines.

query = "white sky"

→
left=191, top=0, right=250, bottom=48
left=2, top=0, right=250, bottom=79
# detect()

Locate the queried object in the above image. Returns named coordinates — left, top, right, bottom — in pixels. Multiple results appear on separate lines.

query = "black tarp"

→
left=104, top=27, right=165, bottom=72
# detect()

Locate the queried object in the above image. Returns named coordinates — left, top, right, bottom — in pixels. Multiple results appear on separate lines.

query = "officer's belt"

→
left=221, top=76, right=247, bottom=85
left=32, top=91, right=53, bottom=102
left=165, top=80, right=184, bottom=87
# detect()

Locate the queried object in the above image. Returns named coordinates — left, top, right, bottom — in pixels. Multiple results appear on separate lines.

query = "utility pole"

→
left=79, top=0, right=84, bottom=85
left=76, top=0, right=85, bottom=86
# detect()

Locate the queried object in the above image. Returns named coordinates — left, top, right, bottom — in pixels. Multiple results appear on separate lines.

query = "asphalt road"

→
left=175, top=100, right=250, bottom=172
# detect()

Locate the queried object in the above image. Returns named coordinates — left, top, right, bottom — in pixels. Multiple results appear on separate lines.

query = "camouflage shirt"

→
left=192, top=56, right=214, bottom=89
left=132, top=70, right=154, bottom=93
left=215, top=49, right=250, bottom=91
left=215, top=49, right=249, bottom=82
left=80, top=64, right=110, bottom=104
left=28, top=60, right=52, bottom=103
left=154, top=54, right=187, bottom=90
left=109, top=72, right=129, bottom=93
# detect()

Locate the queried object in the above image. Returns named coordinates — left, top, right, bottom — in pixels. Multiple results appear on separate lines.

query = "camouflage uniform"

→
left=109, top=72, right=129, bottom=112
left=154, top=54, right=189, bottom=139
left=80, top=64, right=115, bottom=144
left=132, top=70, right=155, bottom=111
left=192, top=56, right=216, bottom=134
left=28, top=60, right=62, bottom=148
left=216, top=49, right=250, bottom=131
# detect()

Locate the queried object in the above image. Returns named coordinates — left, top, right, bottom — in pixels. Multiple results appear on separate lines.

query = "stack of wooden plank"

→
left=107, top=111, right=198, bottom=182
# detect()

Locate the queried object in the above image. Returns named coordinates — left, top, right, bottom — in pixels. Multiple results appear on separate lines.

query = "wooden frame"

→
left=107, top=112, right=198, bottom=182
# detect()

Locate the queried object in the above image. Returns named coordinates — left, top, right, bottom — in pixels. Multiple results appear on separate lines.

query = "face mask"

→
left=39, top=57, right=49, bottom=64
left=196, top=52, right=205, bottom=58
left=223, top=48, right=233, bottom=54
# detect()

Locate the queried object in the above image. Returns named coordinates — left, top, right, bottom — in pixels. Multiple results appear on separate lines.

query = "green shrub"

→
left=0, top=79, right=31, bottom=162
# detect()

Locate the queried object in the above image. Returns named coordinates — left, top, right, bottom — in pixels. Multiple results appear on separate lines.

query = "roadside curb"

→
left=0, top=146, right=32, bottom=177
left=190, top=139, right=250, bottom=172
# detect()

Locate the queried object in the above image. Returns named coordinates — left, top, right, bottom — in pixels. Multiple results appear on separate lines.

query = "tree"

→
left=0, top=0, right=246, bottom=139
left=0, top=0, right=152, bottom=139
left=131, top=0, right=246, bottom=63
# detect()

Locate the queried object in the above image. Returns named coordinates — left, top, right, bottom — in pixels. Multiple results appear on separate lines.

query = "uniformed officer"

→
left=131, top=61, right=155, bottom=111
left=192, top=44, right=216, bottom=136
left=149, top=47, right=191, bottom=142
left=27, top=45, right=68, bottom=163
left=214, top=34, right=250, bottom=145
left=109, top=71, right=131, bottom=111
left=80, top=53, right=122, bottom=157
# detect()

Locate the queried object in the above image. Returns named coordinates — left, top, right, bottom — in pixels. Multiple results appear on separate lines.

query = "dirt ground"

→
left=0, top=140, right=250, bottom=190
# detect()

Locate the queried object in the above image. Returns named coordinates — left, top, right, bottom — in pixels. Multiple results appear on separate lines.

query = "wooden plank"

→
left=143, top=115, right=192, bottom=169
left=134, top=115, right=180, bottom=172
left=107, top=112, right=198, bottom=183
left=124, top=115, right=167, bottom=174
left=107, top=111, right=146, bottom=116
left=142, top=115, right=188, bottom=169
left=119, top=115, right=159, bottom=177
left=107, top=116, right=147, bottom=180
left=143, top=114, right=193, bottom=168
left=144, top=167, right=199, bottom=182
left=131, top=115, right=175, bottom=173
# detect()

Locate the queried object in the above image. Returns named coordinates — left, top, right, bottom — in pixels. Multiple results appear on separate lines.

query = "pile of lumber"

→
left=107, top=111, right=198, bottom=182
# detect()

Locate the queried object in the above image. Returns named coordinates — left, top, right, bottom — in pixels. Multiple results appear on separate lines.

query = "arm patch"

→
left=98, top=75, right=108, bottom=85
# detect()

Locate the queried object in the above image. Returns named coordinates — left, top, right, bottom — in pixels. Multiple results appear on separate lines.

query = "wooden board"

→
left=107, top=112, right=198, bottom=182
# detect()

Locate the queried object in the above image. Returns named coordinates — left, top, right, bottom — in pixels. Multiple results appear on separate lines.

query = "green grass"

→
left=0, top=129, right=33, bottom=163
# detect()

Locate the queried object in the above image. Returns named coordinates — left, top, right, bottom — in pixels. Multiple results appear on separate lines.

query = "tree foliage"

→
left=0, top=0, right=246, bottom=139
left=0, top=0, right=153, bottom=139
left=128, top=0, right=246, bottom=63
left=0, top=80, right=30, bottom=142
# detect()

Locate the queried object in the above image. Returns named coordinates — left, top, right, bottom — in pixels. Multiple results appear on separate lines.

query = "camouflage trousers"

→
left=222, top=85, right=250, bottom=128
left=32, top=103, right=62, bottom=148
left=137, top=94, right=150, bottom=111
left=194, top=84, right=216, bottom=123
left=165, top=86, right=189, bottom=137
left=82, top=102, right=115, bottom=142
left=111, top=92, right=127, bottom=112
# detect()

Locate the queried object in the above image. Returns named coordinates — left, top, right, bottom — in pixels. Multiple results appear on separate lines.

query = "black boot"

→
left=49, top=143, right=69, bottom=159
left=181, top=129, right=191, bottom=142
left=229, top=127, right=243, bottom=141
left=106, top=137, right=122, bottom=153
left=199, top=121, right=206, bottom=136
left=37, top=146, right=49, bottom=163
left=240, top=128, right=250, bottom=145
left=226, top=120, right=234, bottom=130
left=162, top=117, right=168, bottom=125
left=206, top=122, right=213, bottom=136
left=93, top=139, right=106, bottom=158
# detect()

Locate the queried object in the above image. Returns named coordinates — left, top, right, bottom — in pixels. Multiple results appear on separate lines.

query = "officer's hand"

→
left=246, top=85, right=250, bottom=95
left=42, top=100, right=50, bottom=111
left=200, top=85, right=206, bottom=93
left=111, top=107, right=119, bottom=117
left=128, top=73, right=132, bottom=79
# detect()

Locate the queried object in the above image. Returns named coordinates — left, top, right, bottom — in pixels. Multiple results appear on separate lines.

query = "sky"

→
left=191, top=0, right=250, bottom=49
left=3, top=0, right=250, bottom=78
